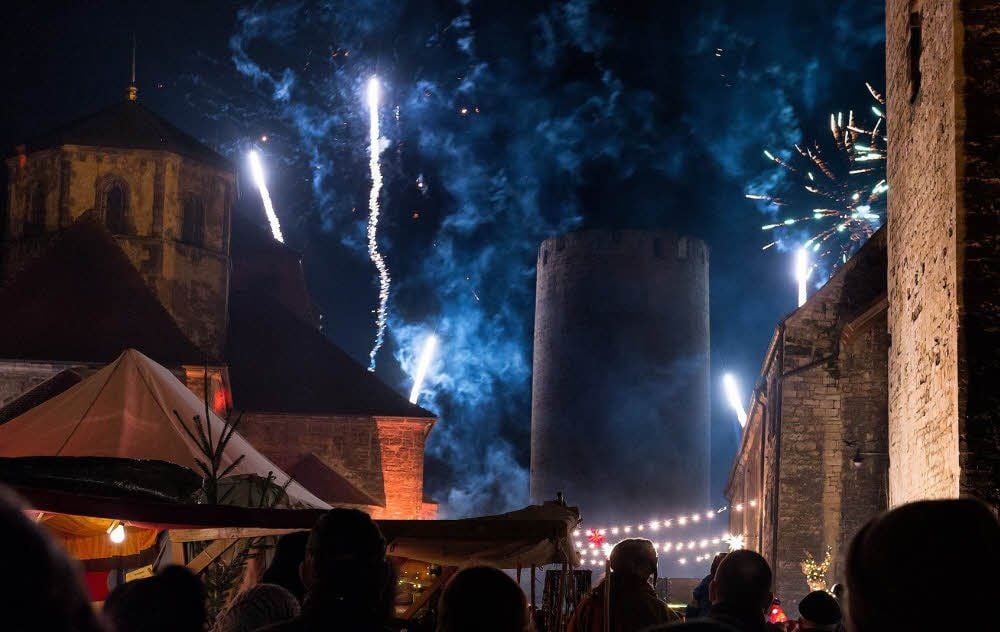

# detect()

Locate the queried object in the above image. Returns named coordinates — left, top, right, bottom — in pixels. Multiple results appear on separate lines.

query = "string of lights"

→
left=573, top=499, right=758, bottom=537
left=580, top=550, right=726, bottom=568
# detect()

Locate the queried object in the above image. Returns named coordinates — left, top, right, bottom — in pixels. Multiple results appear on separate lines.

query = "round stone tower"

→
left=530, top=229, right=710, bottom=523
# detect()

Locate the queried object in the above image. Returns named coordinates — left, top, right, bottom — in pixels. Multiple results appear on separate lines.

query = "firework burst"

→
left=750, top=83, right=887, bottom=269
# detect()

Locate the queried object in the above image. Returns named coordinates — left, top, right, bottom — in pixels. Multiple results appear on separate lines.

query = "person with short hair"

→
left=104, top=565, right=206, bottom=632
left=0, top=485, right=108, bottom=632
left=845, top=499, right=999, bottom=631
left=687, top=552, right=729, bottom=619
left=437, top=565, right=529, bottom=632
left=215, top=583, right=301, bottom=632
left=567, top=538, right=679, bottom=632
left=261, top=531, right=309, bottom=602
left=795, top=590, right=841, bottom=630
left=261, top=508, right=395, bottom=631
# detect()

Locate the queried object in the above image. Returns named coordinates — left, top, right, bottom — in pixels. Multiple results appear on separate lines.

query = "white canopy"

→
left=0, top=349, right=328, bottom=509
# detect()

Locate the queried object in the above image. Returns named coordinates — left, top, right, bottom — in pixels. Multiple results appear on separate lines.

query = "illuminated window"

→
left=181, top=195, right=206, bottom=247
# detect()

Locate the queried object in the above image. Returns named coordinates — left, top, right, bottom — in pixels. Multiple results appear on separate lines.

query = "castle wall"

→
left=885, top=0, right=1000, bottom=506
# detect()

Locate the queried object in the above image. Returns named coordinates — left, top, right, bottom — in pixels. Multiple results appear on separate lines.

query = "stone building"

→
left=727, top=0, right=1000, bottom=612
left=726, top=230, right=889, bottom=614
left=884, top=0, right=999, bottom=506
left=0, top=90, right=436, bottom=519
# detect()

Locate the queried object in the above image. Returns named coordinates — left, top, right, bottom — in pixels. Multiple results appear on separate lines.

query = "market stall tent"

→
left=0, top=348, right=327, bottom=509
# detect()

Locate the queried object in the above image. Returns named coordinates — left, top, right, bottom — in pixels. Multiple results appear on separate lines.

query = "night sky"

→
left=0, top=1, right=884, bottom=517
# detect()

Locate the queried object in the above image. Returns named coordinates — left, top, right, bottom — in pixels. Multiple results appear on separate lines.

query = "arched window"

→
left=25, top=182, right=46, bottom=236
left=102, top=178, right=130, bottom=235
left=181, top=195, right=206, bottom=247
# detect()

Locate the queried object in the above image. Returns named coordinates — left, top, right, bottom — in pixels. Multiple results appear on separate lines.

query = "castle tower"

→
left=530, top=230, right=710, bottom=522
left=885, top=1, right=999, bottom=506
left=2, top=98, right=235, bottom=359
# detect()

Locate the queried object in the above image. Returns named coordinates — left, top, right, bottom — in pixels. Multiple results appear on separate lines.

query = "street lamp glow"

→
left=723, top=373, right=748, bottom=428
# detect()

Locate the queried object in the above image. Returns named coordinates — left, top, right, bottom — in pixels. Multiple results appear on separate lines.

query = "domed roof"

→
left=21, top=99, right=232, bottom=170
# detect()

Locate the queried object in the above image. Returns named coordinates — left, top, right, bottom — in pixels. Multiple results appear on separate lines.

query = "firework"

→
left=795, top=247, right=812, bottom=307
left=751, top=83, right=887, bottom=269
left=408, top=334, right=439, bottom=404
left=247, top=150, right=285, bottom=243
left=366, top=76, right=391, bottom=371
left=722, top=373, right=748, bottom=428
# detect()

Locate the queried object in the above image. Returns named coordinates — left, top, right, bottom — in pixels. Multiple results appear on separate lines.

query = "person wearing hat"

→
left=795, top=590, right=842, bottom=631
left=567, top=538, right=679, bottom=632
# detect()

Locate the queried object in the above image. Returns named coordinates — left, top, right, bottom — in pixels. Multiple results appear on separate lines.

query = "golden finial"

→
left=127, top=34, right=138, bottom=101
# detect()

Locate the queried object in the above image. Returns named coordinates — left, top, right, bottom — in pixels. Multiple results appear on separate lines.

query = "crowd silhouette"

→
left=0, top=484, right=996, bottom=632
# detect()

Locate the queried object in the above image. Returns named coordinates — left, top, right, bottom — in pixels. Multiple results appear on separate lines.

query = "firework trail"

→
left=248, top=150, right=285, bottom=243
left=366, top=76, right=391, bottom=371
left=408, top=334, right=439, bottom=404
left=750, top=83, right=887, bottom=270
left=722, top=373, right=748, bottom=428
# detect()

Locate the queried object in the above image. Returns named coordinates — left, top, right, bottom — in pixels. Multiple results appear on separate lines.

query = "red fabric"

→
left=84, top=571, right=110, bottom=602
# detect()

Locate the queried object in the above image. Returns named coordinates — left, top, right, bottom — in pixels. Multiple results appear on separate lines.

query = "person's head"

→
left=828, top=583, right=844, bottom=601
left=797, top=590, right=841, bottom=630
left=437, top=566, right=529, bottom=632
left=845, top=499, right=999, bottom=631
left=215, top=583, right=300, bottom=632
left=299, top=508, right=394, bottom=620
left=709, top=549, right=773, bottom=615
left=0, top=485, right=106, bottom=632
left=261, top=531, right=309, bottom=601
left=104, top=565, right=206, bottom=632
left=709, top=552, right=728, bottom=577
left=608, top=538, right=658, bottom=581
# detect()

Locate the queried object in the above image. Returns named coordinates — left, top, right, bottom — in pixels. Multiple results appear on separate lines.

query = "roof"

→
left=19, top=100, right=232, bottom=170
left=0, top=370, right=81, bottom=425
left=287, top=453, right=383, bottom=507
left=226, top=289, right=434, bottom=418
left=0, top=348, right=329, bottom=509
left=0, top=215, right=205, bottom=365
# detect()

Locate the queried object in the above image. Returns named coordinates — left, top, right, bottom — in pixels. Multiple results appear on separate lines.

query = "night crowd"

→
left=1, top=483, right=996, bottom=632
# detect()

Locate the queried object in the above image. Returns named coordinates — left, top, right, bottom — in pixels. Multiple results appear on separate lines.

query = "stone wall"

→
left=2, top=146, right=233, bottom=359
left=727, top=232, right=889, bottom=616
left=886, top=0, right=1000, bottom=507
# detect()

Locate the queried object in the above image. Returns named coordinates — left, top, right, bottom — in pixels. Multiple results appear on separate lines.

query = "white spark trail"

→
left=795, top=247, right=811, bottom=307
left=366, top=76, right=391, bottom=371
left=409, top=334, right=439, bottom=404
left=248, top=150, right=284, bottom=243
left=722, top=373, right=748, bottom=428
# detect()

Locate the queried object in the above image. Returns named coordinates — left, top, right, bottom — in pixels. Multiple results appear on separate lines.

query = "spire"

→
left=127, top=34, right=138, bottom=101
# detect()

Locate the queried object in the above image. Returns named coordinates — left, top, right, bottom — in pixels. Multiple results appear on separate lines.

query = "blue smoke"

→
left=179, top=0, right=883, bottom=517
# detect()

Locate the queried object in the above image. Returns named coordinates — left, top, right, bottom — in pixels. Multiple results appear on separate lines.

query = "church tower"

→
left=2, top=81, right=234, bottom=359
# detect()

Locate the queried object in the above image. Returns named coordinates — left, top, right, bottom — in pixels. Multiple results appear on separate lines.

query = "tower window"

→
left=181, top=195, right=206, bottom=247
left=909, top=11, right=922, bottom=102
left=25, top=182, right=46, bottom=236
left=101, top=178, right=130, bottom=235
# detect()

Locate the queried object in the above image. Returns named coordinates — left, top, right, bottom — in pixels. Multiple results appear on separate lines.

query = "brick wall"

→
left=886, top=0, right=1000, bottom=507
left=237, top=412, right=434, bottom=520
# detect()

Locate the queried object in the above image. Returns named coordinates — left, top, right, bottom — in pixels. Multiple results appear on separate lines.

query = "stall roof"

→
left=15, top=484, right=580, bottom=569
left=0, top=349, right=328, bottom=509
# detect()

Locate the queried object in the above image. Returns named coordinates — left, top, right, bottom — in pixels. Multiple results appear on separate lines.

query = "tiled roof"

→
left=20, top=100, right=231, bottom=169
left=286, top=453, right=383, bottom=507
left=0, top=215, right=204, bottom=365
left=226, top=289, right=434, bottom=418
